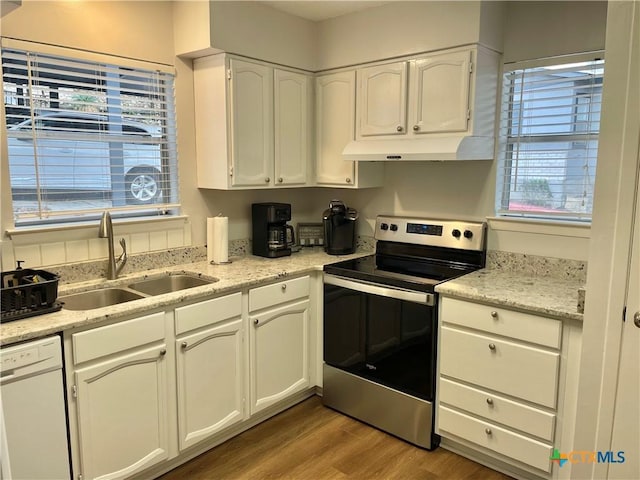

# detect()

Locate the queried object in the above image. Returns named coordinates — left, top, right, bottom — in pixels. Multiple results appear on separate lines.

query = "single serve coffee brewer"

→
left=252, top=203, right=295, bottom=258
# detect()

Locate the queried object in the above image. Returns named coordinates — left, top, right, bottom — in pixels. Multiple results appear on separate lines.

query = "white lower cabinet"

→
left=71, top=312, right=170, bottom=480
left=175, top=293, right=244, bottom=451
left=249, top=277, right=311, bottom=414
left=66, top=277, right=318, bottom=479
left=437, top=297, right=570, bottom=477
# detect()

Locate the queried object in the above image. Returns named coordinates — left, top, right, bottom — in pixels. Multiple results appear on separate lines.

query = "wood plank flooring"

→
left=159, top=396, right=513, bottom=480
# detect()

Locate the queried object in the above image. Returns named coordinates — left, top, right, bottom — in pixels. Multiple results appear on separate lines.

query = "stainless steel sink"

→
left=128, top=273, right=217, bottom=296
left=61, top=288, right=145, bottom=311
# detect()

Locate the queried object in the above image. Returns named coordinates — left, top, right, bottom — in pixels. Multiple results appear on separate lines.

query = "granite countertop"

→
left=435, top=268, right=584, bottom=322
left=0, top=248, right=369, bottom=346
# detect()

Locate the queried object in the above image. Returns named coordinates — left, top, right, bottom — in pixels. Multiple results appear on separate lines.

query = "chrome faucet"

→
left=98, top=211, right=127, bottom=280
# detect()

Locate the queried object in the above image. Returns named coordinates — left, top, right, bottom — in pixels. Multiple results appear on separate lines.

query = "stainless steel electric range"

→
left=322, top=215, right=487, bottom=450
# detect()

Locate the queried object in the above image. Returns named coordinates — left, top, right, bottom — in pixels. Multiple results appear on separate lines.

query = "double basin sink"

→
left=60, top=273, right=218, bottom=311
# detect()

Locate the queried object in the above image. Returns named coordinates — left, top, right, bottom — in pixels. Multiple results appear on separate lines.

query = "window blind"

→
left=496, top=55, right=604, bottom=221
left=2, top=46, right=179, bottom=226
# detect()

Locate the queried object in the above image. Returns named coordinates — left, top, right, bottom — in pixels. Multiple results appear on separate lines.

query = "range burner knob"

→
left=452, top=229, right=461, bottom=238
left=380, top=223, right=389, bottom=231
left=464, top=230, right=474, bottom=239
left=390, top=224, right=399, bottom=232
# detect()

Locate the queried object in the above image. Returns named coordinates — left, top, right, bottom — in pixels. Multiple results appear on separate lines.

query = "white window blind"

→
left=496, top=54, right=604, bottom=221
left=2, top=44, right=179, bottom=226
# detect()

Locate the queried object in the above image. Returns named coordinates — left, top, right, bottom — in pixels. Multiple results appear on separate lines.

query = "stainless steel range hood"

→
left=342, top=135, right=495, bottom=161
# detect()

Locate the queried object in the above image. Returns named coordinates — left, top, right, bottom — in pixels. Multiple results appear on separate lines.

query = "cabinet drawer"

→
left=72, top=312, right=165, bottom=364
left=440, top=326, right=560, bottom=408
left=439, top=378, right=556, bottom=442
left=249, top=276, right=310, bottom=312
left=175, top=292, right=242, bottom=335
left=438, top=406, right=553, bottom=473
left=441, top=298, right=562, bottom=349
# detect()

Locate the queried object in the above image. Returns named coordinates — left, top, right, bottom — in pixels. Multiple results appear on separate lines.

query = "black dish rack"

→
left=1, top=268, right=62, bottom=323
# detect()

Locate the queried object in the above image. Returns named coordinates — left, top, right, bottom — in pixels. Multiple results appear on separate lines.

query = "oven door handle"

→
left=324, top=274, right=434, bottom=306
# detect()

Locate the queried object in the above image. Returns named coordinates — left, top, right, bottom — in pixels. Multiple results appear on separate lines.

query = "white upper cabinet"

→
left=354, top=46, right=499, bottom=144
left=194, top=54, right=312, bottom=190
left=409, top=49, right=471, bottom=134
left=229, top=58, right=274, bottom=187
left=316, top=71, right=384, bottom=187
left=357, top=62, right=408, bottom=137
left=274, top=69, right=310, bottom=186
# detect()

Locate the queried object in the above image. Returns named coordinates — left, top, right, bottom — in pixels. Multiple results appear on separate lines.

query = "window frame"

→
left=496, top=52, right=605, bottom=223
left=1, top=38, right=180, bottom=228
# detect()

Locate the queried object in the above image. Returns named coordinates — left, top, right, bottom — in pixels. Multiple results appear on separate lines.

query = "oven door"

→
left=323, top=274, right=437, bottom=401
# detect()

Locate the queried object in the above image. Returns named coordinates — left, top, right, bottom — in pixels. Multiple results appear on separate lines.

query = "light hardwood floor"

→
left=159, top=396, right=513, bottom=480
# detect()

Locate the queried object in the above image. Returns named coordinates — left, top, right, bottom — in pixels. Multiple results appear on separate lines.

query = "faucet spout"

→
left=99, top=211, right=127, bottom=280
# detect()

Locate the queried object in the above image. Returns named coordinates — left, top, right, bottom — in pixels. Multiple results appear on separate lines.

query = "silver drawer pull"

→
left=159, top=349, right=167, bottom=356
left=488, top=343, right=496, bottom=351
left=181, top=342, right=188, bottom=349
left=485, top=428, right=492, bottom=435
left=490, top=311, right=498, bottom=319
left=254, top=319, right=259, bottom=325
left=486, top=398, right=494, bottom=406
left=281, top=284, right=287, bottom=291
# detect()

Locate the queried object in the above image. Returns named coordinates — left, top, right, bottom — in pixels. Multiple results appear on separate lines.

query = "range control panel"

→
left=375, top=216, right=486, bottom=251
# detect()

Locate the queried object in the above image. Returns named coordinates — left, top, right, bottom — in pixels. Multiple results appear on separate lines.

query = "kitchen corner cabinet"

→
left=70, top=312, right=170, bottom=480
left=437, top=297, right=583, bottom=479
left=315, top=71, right=384, bottom=188
left=194, top=54, right=312, bottom=189
left=174, top=292, right=244, bottom=451
left=356, top=46, right=499, bottom=140
left=249, top=276, right=311, bottom=414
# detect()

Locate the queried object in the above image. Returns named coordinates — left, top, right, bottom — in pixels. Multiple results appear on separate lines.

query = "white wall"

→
left=316, top=1, right=503, bottom=71
left=503, top=1, right=608, bottom=64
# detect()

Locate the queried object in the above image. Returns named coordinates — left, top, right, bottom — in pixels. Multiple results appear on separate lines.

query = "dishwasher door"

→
left=1, top=335, right=71, bottom=480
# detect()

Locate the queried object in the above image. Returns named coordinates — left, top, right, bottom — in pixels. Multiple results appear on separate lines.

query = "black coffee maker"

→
left=323, top=200, right=358, bottom=255
left=252, top=203, right=295, bottom=258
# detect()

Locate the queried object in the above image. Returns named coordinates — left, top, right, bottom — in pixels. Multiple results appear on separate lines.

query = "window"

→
left=2, top=43, right=179, bottom=226
left=496, top=54, right=604, bottom=221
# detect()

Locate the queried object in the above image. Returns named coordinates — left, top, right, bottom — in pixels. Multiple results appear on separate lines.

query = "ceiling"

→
left=263, top=1, right=389, bottom=22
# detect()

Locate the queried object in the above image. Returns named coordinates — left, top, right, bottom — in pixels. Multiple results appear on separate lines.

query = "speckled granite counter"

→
left=435, top=268, right=584, bottom=322
left=1, top=248, right=369, bottom=346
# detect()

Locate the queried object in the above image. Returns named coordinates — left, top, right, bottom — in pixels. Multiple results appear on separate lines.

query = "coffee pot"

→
left=252, top=203, right=295, bottom=258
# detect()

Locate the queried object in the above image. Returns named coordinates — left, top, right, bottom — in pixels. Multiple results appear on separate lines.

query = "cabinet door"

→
left=357, top=61, right=408, bottom=137
left=274, top=69, right=310, bottom=186
left=315, top=72, right=356, bottom=186
left=74, top=344, right=169, bottom=480
left=250, top=299, right=310, bottom=414
left=229, top=58, right=274, bottom=187
left=176, top=318, right=244, bottom=450
left=409, top=50, right=471, bottom=134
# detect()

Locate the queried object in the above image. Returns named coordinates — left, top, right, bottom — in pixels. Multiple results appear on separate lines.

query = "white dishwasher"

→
left=1, top=335, right=71, bottom=480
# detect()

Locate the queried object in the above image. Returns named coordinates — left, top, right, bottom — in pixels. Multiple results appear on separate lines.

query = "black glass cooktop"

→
left=323, top=254, right=477, bottom=293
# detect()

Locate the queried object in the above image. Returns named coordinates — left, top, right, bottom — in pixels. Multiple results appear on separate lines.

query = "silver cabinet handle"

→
left=488, top=343, right=496, bottom=351
left=160, top=349, right=167, bottom=356
left=486, top=398, right=494, bottom=405
left=634, top=311, right=640, bottom=328
left=490, top=311, right=498, bottom=319
left=281, top=284, right=287, bottom=291
left=254, top=319, right=259, bottom=325
left=485, top=428, right=492, bottom=435
left=396, top=125, right=403, bottom=132
left=278, top=177, right=283, bottom=183
left=346, top=178, right=352, bottom=184
left=265, top=177, right=270, bottom=183
left=181, top=342, right=187, bottom=349
left=413, top=125, right=419, bottom=131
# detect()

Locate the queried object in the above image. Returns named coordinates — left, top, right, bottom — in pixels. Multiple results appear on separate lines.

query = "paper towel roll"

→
left=207, top=216, right=229, bottom=264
